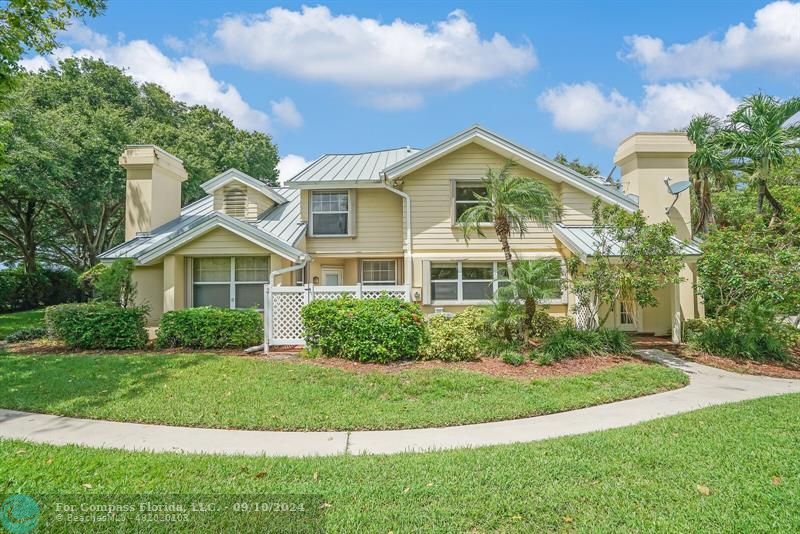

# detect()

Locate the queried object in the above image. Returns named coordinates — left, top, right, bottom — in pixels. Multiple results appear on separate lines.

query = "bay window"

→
left=311, top=191, right=350, bottom=236
left=361, top=259, right=397, bottom=285
left=192, top=256, right=270, bottom=310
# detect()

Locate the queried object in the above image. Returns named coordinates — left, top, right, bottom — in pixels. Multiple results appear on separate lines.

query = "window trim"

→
left=430, top=259, right=567, bottom=305
left=191, top=256, right=270, bottom=310
left=309, top=189, right=354, bottom=237
left=361, top=259, right=397, bottom=286
left=451, top=178, right=492, bottom=227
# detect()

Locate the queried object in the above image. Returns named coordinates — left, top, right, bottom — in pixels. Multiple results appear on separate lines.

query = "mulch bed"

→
left=258, top=352, right=649, bottom=380
left=666, top=345, right=800, bottom=380
left=2, top=340, right=651, bottom=380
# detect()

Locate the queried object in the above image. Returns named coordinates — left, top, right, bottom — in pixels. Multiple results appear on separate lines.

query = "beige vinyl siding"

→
left=213, top=185, right=275, bottom=222
left=302, top=188, right=404, bottom=255
left=403, top=143, right=563, bottom=253
left=173, top=228, right=270, bottom=256
left=560, top=182, right=595, bottom=224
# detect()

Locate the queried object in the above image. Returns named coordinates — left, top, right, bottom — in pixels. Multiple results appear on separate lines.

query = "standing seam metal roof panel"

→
left=287, top=148, right=420, bottom=184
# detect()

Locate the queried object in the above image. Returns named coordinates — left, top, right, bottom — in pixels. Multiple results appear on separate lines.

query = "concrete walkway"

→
left=1, top=349, right=799, bottom=457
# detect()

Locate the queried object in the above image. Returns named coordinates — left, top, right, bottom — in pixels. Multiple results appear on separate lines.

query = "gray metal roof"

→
left=553, top=223, right=702, bottom=260
left=287, top=147, right=419, bottom=184
left=100, top=187, right=305, bottom=264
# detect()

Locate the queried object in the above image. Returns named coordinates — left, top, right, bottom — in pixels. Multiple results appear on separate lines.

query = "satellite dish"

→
left=663, top=177, right=690, bottom=214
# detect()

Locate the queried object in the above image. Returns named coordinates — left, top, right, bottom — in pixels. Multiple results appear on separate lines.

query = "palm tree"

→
left=458, top=160, right=562, bottom=280
left=686, top=114, right=728, bottom=234
left=718, top=94, right=800, bottom=222
left=496, top=258, right=563, bottom=339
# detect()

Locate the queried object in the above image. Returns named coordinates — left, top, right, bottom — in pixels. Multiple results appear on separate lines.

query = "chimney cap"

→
left=613, top=132, right=695, bottom=165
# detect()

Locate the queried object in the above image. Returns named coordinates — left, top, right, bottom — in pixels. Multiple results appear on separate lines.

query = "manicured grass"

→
left=0, top=309, right=44, bottom=339
left=0, top=352, right=686, bottom=430
left=2, top=394, right=798, bottom=531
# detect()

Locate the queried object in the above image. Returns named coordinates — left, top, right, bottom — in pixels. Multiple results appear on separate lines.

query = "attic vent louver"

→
left=223, top=185, right=247, bottom=219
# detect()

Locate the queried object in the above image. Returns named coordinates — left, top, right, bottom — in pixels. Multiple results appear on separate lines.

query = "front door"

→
left=616, top=301, right=638, bottom=332
left=321, top=267, right=343, bottom=286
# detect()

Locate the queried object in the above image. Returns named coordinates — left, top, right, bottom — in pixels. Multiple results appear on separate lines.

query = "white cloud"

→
left=22, top=22, right=294, bottom=133
left=277, top=154, right=311, bottom=184
left=18, top=56, right=51, bottom=72
left=537, top=80, right=739, bottom=146
left=202, top=6, right=536, bottom=107
left=622, top=1, right=800, bottom=80
left=270, top=97, right=303, bottom=128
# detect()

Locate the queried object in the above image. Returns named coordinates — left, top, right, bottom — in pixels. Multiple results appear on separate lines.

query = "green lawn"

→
left=0, top=309, right=44, bottom=339
left=1, top=394, right=798, bottom=532
left=0, top=352, right=686, bottom=430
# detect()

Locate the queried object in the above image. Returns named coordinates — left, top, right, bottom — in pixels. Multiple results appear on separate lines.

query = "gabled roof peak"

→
left=201, top=168, right=287, bottom=204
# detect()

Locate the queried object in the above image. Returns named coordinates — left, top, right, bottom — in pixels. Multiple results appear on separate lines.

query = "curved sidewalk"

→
left=1, top=350, right=799, bottom=457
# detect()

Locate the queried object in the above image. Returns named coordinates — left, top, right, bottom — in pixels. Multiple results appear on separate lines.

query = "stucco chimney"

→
left=613, top=133, right=695, bottom=240
left=120, top=145, right=188, bottom=241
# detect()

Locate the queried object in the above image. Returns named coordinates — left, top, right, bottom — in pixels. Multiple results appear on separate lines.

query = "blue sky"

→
left=23, top=1, right=800, bottom=179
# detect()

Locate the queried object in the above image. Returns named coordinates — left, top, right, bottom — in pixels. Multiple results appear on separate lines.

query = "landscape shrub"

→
left=77, top=263, right=108, bottom=300
left=420, top=306, right=485, bottom=362
left=156, top=307, right=262, bottom=349
left=688, top=303, right=794, bottom=362
left=0, top=266, right=80, bottom=312
left=301, top=295, right=426, bottom=363
left=4, top=326, right=47, bottom=342
left=46, top=303, right=148, bottom=349
left=534, top=327, right=632, bottom=363
left=94, top=258, right=137, bottom=307
left=529, top=309, right=575, bottom=338
left=501, top=350, right=526, bottom=366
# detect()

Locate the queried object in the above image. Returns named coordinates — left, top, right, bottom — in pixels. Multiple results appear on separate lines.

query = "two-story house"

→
left=100, top=126, right=703, bottom=343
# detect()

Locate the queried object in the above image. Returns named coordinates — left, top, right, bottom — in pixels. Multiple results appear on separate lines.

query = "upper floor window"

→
left=311, top=191, right=349, bottom=236
left=454, top=181, right=490, bottom=222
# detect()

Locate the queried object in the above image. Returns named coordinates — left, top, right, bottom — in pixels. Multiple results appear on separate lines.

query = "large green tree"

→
left=718, top=94, right=800, bottom=222
left=0, top=0, right=105, bottom=97
left=0, top=58, right=280, bottom=272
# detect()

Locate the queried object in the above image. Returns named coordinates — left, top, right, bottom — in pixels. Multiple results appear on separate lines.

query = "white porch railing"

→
left=264, top=284, right=412, bottom=349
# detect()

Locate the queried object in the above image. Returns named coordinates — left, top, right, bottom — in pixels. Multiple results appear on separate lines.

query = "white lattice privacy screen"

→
left=265, top=284, right=411, bottom=348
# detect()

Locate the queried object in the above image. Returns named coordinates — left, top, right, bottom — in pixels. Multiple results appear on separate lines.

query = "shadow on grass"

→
left=0, top=353, right=212, bottom=416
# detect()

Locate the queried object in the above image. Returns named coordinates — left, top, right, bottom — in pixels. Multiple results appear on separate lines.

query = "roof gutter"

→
left=380, top=173, right=412, bottom=287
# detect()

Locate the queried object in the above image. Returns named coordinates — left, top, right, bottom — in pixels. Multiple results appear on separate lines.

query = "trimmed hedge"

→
left=420, top=307, right=485, bottom=362
left=156, top=307, right=263, bottom=349
left=301, top=295, right=426, bottom=363
left=46, top=303, right=148, bottom=349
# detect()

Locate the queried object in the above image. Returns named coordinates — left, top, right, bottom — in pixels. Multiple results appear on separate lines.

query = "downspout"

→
left=380, top=174, right=412, bottom=288
left=269, top=253, right=310, bottom=286
left=250, top=254, right=310, bottom=354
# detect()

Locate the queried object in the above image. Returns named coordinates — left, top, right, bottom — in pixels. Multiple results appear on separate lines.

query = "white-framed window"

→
left=361, top=259, right=397, bottom=285
left=192, top=256, right=270, bottom=310
left=310, top=190, right=350, bottom=236
left=321, top=266, right=343, bottom=286
left=429, top=260, right=563, bottom=304
left=453, top=181, right=489, bottom=223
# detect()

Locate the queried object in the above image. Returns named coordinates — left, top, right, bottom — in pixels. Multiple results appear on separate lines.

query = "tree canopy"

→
left=0, top=58, right=280, bottom=271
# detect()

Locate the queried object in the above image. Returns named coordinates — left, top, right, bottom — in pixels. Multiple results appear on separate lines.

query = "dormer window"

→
left=222, top=185, right=247, bottom=219
left=310, top=190, right=351, bottom=236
